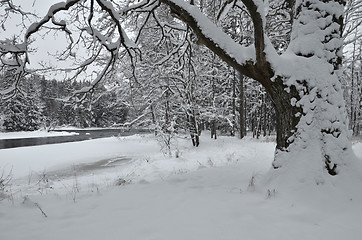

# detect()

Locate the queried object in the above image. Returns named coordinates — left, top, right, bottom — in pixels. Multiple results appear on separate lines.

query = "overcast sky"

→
left=2, top=0, right=72, bottom=79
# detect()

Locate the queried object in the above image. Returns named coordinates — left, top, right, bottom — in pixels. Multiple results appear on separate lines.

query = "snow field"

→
left=0, top=133, right=362, bottom=240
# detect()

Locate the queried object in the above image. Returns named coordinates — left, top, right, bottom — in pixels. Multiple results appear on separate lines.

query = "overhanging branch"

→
left=160, top=0, right=275, bottom=93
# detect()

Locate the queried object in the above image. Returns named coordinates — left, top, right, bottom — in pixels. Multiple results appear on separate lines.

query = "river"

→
left=0, top=128, right=150, bottom=149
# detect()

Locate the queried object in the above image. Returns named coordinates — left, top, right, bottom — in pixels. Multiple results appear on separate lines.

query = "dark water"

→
left=0, top=128, right=150, bottom=149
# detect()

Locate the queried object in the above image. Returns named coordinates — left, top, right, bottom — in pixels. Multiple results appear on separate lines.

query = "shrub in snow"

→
left=115, top=177, right=132, bottom=186
left=0, top=167, right=12, bottom=201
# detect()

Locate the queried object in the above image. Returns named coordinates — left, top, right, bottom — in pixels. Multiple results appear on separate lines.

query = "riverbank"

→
left=0, top=128, right=150, bottom=149
left=0, top=130, right=78, bottom=139
left=1, top=133, right=362, bottom=240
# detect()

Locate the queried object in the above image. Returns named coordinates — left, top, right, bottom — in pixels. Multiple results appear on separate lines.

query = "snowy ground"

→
left=0, top=130, right=78, bottom=139
left=0, top=132, right=362, bottom=240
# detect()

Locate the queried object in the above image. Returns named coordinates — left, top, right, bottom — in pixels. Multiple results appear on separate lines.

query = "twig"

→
left=34, top=202, right=48, bottom=218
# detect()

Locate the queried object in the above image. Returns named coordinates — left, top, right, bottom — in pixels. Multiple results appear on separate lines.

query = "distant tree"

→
left=0, top=68, right=43, bottom=131
left=2, top=94, right=41, bottom=131
left=91, top=88, right=128, bottom=127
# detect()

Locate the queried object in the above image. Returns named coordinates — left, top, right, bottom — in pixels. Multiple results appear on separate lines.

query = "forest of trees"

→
left=0, top=0, right=361, bottom=180
left=0, top=73, right=128, bottom=130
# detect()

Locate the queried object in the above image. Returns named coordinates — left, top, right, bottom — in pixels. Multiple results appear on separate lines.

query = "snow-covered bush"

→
left=0, top=167, right=13, bottom=201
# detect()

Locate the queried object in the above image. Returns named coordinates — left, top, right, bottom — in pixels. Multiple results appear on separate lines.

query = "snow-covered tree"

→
left=2, top=93, right=41, bottom=131
left=0, top=73, right=43, bottom=131
left=0, top=0, right=360, bottom=185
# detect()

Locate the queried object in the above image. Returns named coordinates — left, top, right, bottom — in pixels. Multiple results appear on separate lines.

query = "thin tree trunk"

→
left=211, top=119, right=217, bottom=140
left=150, top=104, right=157, bottom=136
left=238, top=74, right=245, bottom=139
left=350, top=31, right=357, bottom=135
left=262, top=94, right=267, bottom=137
left=231, top=69, right=236, bottom=136
left=188, top=110, right=200, bottom=147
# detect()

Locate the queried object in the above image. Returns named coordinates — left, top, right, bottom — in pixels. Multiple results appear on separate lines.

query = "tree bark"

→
left=269, top=78, right=302, bottom=150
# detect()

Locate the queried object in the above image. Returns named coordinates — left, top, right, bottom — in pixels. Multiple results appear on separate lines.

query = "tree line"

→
left=0, top=72, right=128, bottom=131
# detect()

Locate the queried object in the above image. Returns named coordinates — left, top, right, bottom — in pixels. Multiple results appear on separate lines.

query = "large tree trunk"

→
left=269, top=0, right=356, bottom=179
left=267, top=73, right=358, bottom=184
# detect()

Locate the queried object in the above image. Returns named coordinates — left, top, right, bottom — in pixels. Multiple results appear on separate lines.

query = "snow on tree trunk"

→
left=264, top=0, right=362, bottom=187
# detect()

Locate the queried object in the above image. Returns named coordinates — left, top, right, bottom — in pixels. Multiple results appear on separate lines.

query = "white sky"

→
left=2, top=0, right=75, bottom=79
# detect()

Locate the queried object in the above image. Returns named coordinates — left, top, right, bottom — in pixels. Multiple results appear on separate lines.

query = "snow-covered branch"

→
left=160, top=0, right=256, bottom=68
left=160, top=0, right=278, bottom=93
left=25, top=0, right=81, bottom=44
